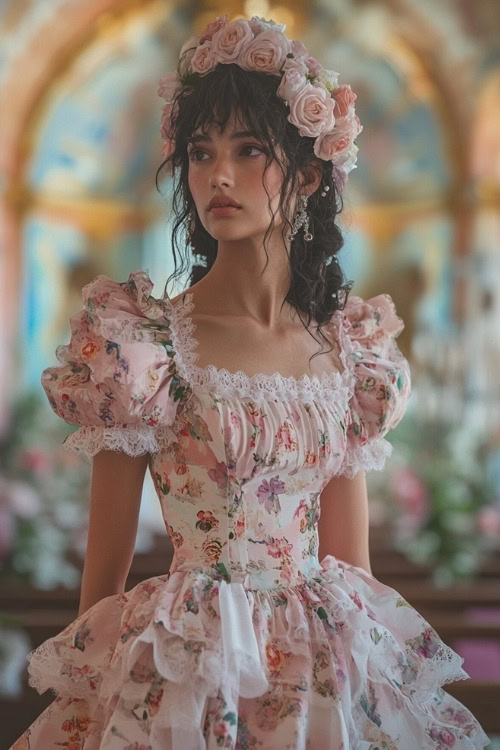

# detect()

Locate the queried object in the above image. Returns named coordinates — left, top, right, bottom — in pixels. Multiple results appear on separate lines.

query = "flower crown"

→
left=158, top=15, right=363, bottom=192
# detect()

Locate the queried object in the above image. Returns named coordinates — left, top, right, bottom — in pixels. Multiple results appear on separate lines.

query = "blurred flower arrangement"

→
left=371, top=411, right=500, bottom=587
left=0, top=391, right=90, bottom=590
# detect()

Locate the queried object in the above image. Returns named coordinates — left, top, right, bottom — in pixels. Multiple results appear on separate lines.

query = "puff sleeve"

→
left=41, top=270, right=192, bottom=462
left=337, top=293, right=412, bottom=478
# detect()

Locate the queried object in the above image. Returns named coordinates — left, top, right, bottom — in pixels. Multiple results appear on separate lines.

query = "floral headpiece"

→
left=158, top=15, right=363, bottom=192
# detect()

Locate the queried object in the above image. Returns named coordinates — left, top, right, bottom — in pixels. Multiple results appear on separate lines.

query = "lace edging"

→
left=164, top=294, right=356, bottom=404
left=62, top=424, right=176, bottom=462
left=336, top=434, right=393, bottom=478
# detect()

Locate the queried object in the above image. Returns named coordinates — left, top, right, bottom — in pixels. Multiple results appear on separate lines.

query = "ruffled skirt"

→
left=11, top=556, right=491, bottom=749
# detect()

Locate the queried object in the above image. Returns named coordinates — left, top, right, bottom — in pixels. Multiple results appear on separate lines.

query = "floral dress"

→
left=11, top=270, right=490, bottom=750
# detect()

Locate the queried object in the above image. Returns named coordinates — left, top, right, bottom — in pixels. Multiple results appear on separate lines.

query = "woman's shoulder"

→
left=41, top=269, right=192, bottom=457
left=335, top=290, right=412, bottom=478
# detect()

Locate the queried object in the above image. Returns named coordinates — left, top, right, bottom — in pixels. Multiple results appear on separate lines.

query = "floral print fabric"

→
left=11, top=270, right=490, bottom=749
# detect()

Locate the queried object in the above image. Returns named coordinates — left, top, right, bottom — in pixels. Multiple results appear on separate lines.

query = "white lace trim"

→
left=336, top=434, right=393, bottom=478
left=163, top=292, right=356, bottom=404
left=62, top=424, right=178, bottom=462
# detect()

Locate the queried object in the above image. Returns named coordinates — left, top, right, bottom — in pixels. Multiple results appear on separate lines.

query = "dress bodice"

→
left=41, top=269, right=412, bottom=588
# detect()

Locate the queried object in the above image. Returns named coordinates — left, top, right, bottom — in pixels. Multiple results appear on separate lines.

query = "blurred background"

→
left=0, top=0, right=499, bottom=746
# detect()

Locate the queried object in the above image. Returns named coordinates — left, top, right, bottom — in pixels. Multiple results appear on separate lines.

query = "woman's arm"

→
left=77, top=450, right=150, bottom=617
left=317, top=469, right=372, bottom=575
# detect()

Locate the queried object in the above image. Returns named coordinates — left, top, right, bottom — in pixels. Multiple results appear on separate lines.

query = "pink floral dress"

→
left=11, top=270, right=490, bottom=750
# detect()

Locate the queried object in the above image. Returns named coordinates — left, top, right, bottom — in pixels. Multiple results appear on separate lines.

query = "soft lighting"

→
left=244, top=0, right=270, bottom=18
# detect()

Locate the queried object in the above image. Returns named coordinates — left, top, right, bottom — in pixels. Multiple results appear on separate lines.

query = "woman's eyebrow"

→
left=188, top=130, right=259, bottom=143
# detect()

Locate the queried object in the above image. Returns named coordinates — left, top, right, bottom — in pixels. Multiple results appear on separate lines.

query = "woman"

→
left=11, top=14, right=490, bottom=750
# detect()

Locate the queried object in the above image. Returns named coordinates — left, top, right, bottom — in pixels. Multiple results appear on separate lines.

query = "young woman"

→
left=11, top=14, right=490, bottom=750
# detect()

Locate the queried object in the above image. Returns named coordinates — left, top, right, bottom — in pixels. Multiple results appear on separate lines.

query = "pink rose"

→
left=281, top=56, right=308, bottom=76
left=200, top=14, right=228, bottom=42
left=333, top=83, right=357, bottom=118
left=288, top=83, right=336, bottom=138
left=306, top=56, right=323, bottom=77
left=277, top=67, right=307, bottom=102
left=238, top=29, right=291, bottom=74
left=161, top=140, right=175, bottom=161
left=334, top=143, right=359, bottom=173
left=313, top=114, right=362, bottom=160
left=291, top=40, right=308, bottom=59
left=178, top=35, right=199, bottom=77
left=157, top=72, right=179, bottom=102
left=211, top=19, right=254, bottom=63
left=191, top=41, right=217, bottom=75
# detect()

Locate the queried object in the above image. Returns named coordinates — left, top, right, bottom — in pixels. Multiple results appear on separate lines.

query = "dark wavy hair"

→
left=155, top=61, right=354, bottom=366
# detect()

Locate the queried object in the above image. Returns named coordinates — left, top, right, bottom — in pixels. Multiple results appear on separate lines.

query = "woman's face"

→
left=187, top=111, right=290, bottom=244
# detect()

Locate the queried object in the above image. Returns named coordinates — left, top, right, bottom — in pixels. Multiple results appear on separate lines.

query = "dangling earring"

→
left=289, top=194, right=313, bottom=242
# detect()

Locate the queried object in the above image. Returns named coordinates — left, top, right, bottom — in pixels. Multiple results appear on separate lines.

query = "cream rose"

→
left=238, top=29, right=291, bottom=74
left=288, top=83, right=336, bottom=138
left=249, top=16, right=286, bottom=34
left=211, top=19, right=254, bottom=63
left=178, top=35, right=199, bottom=77
left=191, top=41, right=217, bottom=75
left=316, top=68, right=340, bottom=93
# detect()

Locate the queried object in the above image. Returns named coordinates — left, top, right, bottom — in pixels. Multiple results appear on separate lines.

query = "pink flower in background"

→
left=0, top=478, right=41, bottom=519
left=20, top=449, right=52, bottom=475
left=477, top=506, right=500, bottom=537
left=390, top=467, right=429, bottom=523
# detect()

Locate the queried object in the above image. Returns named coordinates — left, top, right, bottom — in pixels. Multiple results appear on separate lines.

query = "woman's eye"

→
left=240, top=144, right=264, bottom=156
left=188, top=144, right=264, bottom=161
left=188, top=148, right=206, bottom=162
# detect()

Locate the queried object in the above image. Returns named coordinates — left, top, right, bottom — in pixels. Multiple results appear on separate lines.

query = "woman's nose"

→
left=210, top=153, right=234, bottom=189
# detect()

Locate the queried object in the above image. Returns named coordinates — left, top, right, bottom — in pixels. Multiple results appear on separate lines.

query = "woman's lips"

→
left=209, top=205, right=242, bottom=216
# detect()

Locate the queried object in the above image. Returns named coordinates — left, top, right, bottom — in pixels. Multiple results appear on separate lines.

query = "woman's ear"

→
left=299, top=160, right=324, bottom=197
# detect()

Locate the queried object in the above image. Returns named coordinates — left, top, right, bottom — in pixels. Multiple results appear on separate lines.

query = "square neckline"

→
left=162, top=289, right=355, bottom=402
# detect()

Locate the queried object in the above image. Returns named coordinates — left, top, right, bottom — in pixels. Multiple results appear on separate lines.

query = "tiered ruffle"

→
left=21, top=556, right=491, bottom=749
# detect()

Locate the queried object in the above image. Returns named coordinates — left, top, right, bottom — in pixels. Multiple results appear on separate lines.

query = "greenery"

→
left=0, top=391, right=90, bottom=590
left=375, top=413, right=500, bottom=587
